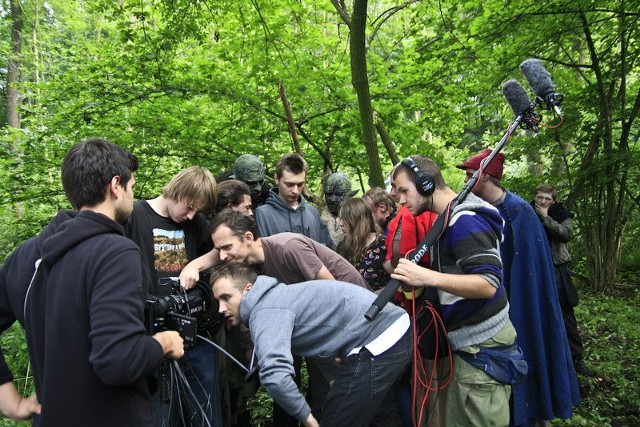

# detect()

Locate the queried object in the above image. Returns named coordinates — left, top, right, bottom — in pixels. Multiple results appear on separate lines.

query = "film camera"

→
left=145, top=278, right=219, bottom=349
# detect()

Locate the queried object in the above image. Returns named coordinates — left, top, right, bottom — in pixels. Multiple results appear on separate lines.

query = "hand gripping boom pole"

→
left=365, top=98, right=538, bottom=321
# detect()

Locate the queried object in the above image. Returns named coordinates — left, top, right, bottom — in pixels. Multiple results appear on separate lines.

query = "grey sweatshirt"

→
left=240, top=275, right=406, bottom=421
left=254, top=188, right=333, bottom=248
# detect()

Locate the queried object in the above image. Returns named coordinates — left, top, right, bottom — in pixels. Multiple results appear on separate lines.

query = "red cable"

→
left=409, top=293, right=453, bottom=426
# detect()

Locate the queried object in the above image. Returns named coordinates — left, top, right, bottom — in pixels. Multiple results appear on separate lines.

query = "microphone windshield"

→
left=502, top=79, right=531, bottom=117
left=520, top=58, right=555, bottom=99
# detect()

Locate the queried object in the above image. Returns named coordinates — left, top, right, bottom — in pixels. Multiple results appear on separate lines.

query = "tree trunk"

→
left=572, top=9, right=638, bottom=291
left=375, top=114, right=400, bottom=166
left=349, top=0, right=385, bottom=188
left=278, top=80, right=301, bottom=155
left=7, top=0, right=23, bottom=129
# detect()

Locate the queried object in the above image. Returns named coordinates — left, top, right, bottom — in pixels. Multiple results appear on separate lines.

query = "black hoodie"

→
left=1, top=210, right=77, bottom=384
left=15, top=210, right=162, bottom=426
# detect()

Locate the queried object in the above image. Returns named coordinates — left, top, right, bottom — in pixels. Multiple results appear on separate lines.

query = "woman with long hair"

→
left=337, top=197, right=391, bottom=291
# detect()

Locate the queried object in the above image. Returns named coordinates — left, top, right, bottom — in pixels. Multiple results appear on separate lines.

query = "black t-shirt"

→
left=125, top=200, right=212, bottom=297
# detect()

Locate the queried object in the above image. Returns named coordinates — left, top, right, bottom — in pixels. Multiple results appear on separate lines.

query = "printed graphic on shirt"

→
left=153, top=228, right=188, bottom=275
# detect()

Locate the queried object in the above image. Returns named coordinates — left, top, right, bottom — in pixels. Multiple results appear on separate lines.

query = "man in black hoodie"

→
left=0, top=212, right=75, bottom=420
left=0, top=138, right=184, bottom=426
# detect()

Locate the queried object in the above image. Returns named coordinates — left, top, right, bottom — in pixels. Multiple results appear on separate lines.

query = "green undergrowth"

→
left=552, top=286, right=640, bottom=427
left=2, top=287, right=638, bottom=426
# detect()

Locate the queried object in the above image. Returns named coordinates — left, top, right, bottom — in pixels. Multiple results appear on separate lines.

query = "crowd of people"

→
left=0, top=138, right=596, bottom=427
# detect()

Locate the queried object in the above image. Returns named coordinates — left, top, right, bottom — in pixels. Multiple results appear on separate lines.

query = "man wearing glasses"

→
left=125, top=166, right=223, bottom=427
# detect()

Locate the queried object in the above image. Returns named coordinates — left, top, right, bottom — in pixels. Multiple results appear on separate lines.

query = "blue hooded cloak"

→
left=497, top=192, right=580, bottom=425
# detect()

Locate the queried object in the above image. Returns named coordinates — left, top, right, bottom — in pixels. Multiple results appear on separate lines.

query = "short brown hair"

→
left=210, top=262, right=258, bottom=291
left=215, top=180, right=251, bottom=213
left=209, top=208, right=259, bottom=238
left=535, top=183, right=557, bottom=201
left=275, top=153, right=307, bottom=178
left=364, top=187, right=396, bottom=212
left=392, top=155, right=446, bottom=190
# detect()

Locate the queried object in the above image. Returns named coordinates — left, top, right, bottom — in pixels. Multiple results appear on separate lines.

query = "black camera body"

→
left=145, top=279, right=212, bottom=349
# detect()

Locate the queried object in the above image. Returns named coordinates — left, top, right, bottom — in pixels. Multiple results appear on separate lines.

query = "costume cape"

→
left=498, top=192, right=580, bottom=425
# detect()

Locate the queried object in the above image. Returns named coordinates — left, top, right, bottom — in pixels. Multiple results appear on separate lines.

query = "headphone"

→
left=401, top=156, right=435, bottom=196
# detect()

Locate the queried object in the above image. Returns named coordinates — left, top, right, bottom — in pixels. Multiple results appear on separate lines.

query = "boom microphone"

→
left=519, top=58, right=563, bottom=117
left=365, top=278, right=402, bottom=321
left=502, top=78, right=539, bottom=132
left=502, top=79, right=532, bottom=117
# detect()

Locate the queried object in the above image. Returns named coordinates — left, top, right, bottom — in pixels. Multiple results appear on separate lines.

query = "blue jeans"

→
left=321, top=327, right=413, bottom=427
left=394, top=370, right=414, bottom=427
left=153, top=341, right=222, bottom=427
left=181, top=341, right=223, bottom=426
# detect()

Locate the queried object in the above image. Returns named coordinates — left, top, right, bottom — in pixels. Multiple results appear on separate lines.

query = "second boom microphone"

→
left=519, top=58, right=563, bottom=117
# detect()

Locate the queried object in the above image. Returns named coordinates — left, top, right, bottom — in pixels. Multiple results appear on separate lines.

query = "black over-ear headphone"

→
left=401, top=156, right=436, bottom=196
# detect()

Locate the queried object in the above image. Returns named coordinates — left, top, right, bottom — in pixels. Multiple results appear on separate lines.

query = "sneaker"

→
left=574, top=357, right=597, bottom=377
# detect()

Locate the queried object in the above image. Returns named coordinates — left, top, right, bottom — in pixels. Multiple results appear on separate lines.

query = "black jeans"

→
left=555, top=264, right=584, bottom=358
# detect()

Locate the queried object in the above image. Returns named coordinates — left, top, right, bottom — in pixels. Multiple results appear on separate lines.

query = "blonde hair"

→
left=337, top=198, right=380, bottom=265
left=162, top=166, right=217, bottom=216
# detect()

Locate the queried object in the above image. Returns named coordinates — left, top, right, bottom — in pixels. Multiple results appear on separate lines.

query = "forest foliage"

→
left=1, top=0, right=638, bottom=291
left=1, top=1, right=639, bottom=425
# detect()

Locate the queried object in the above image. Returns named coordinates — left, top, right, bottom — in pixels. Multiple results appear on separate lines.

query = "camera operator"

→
left=125, top=166, right=223, bottom=427
left=1, top=138, right=183, bottom=426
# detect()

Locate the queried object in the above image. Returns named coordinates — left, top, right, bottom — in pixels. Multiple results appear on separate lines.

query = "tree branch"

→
left=278, top=80, right=301, bottom=154
left=296, top=125, right=332, bottom=168
left=331, top=0, right=352, bottom=26
left=369, top=0, right=421, bottom=46
left=374, top=112, right=400, bottom=166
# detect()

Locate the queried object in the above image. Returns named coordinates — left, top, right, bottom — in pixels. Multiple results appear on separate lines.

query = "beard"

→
left=413, top=196, right=433, bottom=216
left=114, top=204, right=133, bottom=224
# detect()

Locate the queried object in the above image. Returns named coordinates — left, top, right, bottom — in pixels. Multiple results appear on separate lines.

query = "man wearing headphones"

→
left=389, top=155, right=517, bottom=427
